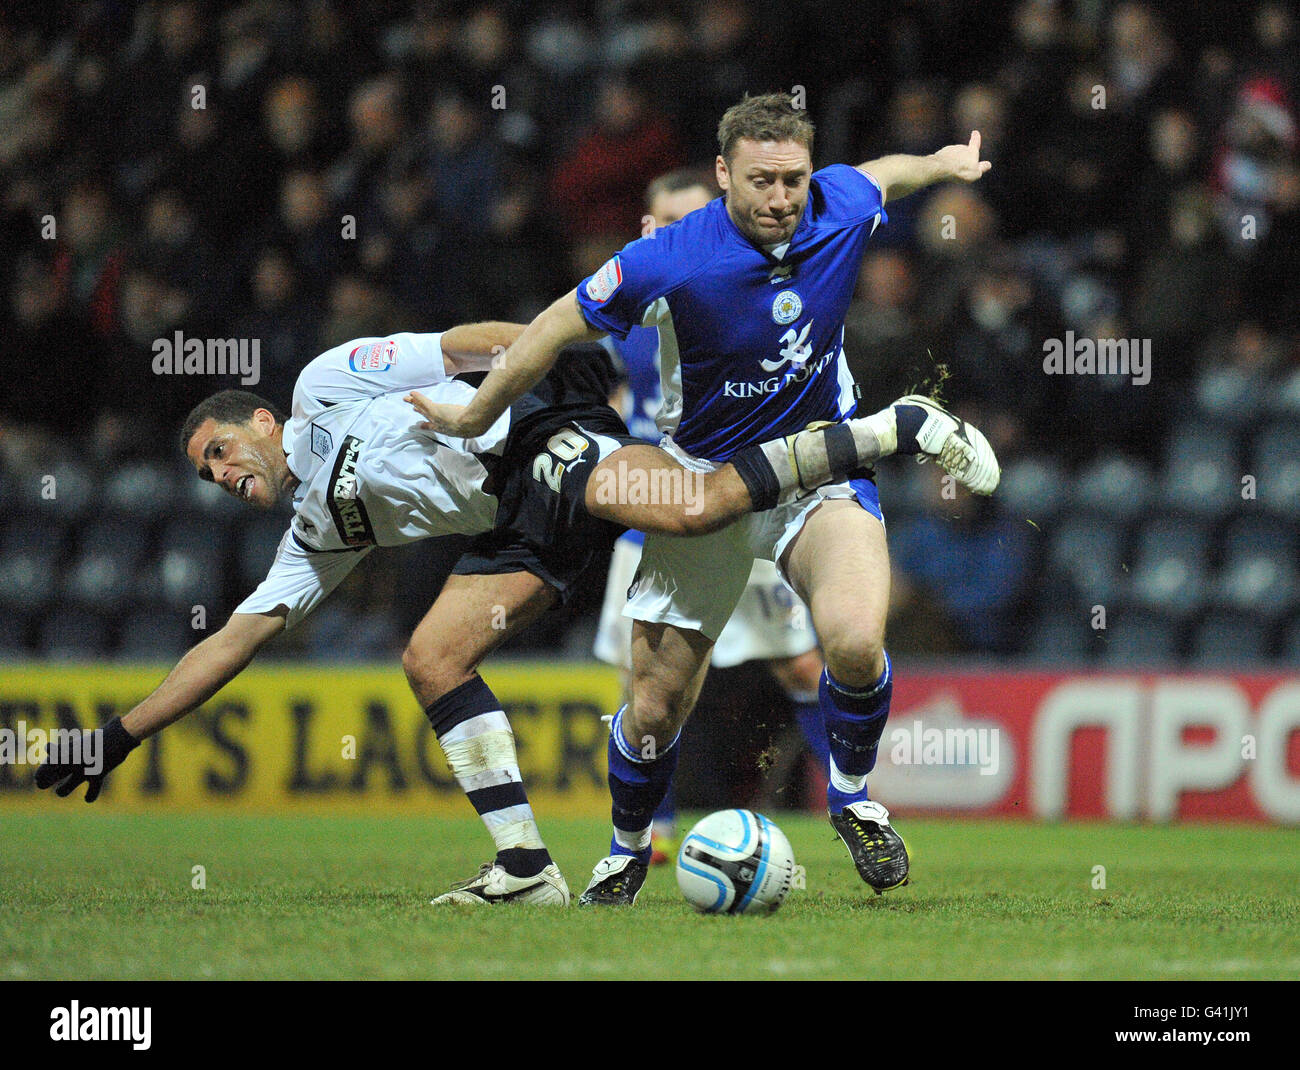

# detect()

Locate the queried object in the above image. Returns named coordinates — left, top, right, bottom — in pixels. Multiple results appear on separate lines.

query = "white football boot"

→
left=889, top=394, right=1001, bottom=496
left=431, top=862, right=570, bottom=906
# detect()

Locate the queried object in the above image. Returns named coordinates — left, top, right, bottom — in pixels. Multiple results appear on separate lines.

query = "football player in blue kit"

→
left=595, top=169, right=831, bottom=865
left=410, top=91, right=1001, bottom=905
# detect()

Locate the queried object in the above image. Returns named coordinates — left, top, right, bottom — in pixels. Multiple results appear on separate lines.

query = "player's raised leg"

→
left=582, top=444, right=752, bottom=535
left=402, top=571, right=569, bottom=906
left=581, top=403, right=998, bottom=540
left=782, top=498, right=909, bottom=894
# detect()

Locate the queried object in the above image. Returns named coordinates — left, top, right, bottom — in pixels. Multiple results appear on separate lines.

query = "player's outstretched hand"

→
left=34, top=717, right=140, bottom=802
left=405, top=392, right=481, bottom=438
left=933, top=130, right=991, bottom=183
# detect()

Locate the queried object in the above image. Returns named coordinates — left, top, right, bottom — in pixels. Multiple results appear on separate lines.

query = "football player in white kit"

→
left=34, top=320, right=917, bottom=905
left=594, top=170, right=828, bottom=864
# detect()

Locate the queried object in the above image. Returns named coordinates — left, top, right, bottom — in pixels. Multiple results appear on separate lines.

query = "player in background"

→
left=34, top=321, right=922, bottom=905
left=595, top=169, right=828, bottom=865
left=404, top=92, right=1001, bottom=906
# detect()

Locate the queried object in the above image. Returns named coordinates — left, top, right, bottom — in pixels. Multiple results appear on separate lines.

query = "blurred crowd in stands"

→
left=1, top=0, right=1298, bottom=664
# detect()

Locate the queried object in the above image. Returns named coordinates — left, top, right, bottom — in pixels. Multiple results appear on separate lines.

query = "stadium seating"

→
left=39, top=607, right=112, bottom=659
left=1047, top=514, right=1128, bottom=605
left=1071, top=454, right=1155, bottom=521
left=1129, top=517, right=1210, bottom=619
left=993, top=456, right=1069, bottom=524
left=1190, top=612, right=1270, bottom=665
left=1097, top=610, right=1181, bottom=667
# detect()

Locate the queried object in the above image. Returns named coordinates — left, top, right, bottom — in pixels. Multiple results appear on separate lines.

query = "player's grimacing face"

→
left=186, top=413, right=290, bottom=510
left=717, top=138, right=810, bottom=246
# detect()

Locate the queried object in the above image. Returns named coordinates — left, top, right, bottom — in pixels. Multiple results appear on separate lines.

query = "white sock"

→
left=440, top=710, right=546, bottom=855
left=829, top=754, right=868, bottom=796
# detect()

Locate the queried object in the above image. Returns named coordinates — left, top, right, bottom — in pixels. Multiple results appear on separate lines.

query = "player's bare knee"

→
left=819, top=621, right=885, bottom=687
left=624, top=703, right=684, bottom=752
left=625, top=676, right=693, bottom=744
left=402, top=639, right=474, bottom=704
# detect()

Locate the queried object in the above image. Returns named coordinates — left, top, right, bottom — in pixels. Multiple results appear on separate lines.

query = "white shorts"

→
left=593, top=535, right=817, bottom=669
left=596, top=436, right=885, bottom=652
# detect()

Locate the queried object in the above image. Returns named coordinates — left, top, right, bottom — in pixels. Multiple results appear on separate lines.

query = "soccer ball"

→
left=675, top=809, right=796, bottom=915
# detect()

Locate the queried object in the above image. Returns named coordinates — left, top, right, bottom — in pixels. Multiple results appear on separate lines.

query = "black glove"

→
left=34, top=717, right=140, bottom=802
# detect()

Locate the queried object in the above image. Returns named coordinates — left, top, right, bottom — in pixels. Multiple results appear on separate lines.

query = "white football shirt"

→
left=235, top=332, right=512, bottom=628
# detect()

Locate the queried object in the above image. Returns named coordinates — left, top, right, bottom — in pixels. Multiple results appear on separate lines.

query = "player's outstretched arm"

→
left=860, top=130, right=991, bottom=204
left=408, top=290, right=604, bottom=438
left=439, top=321, right=527, bottom=375
left=34, top=611, right=285, bottom=801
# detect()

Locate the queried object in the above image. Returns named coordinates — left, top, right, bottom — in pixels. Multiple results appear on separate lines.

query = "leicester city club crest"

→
left=771, top=290, right=803, bottom=325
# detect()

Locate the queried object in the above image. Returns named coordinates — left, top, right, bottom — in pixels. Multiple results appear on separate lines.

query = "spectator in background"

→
left=1214, top=77, right=1297, bottom=245
left=997, top=0, right=1073, bottom=130
left=263, top=76, right=336, bottom=171
left=549, top=72, right=681, bottom=277
left=1132, top=185, right=1242, bottom=387
left=941, top=252, right=1065, bottom=454
left=51, top=176, right=125, bottom=337
left=160, top=89, right=272, bottom=239
left=1252, top=2, right=1298, bottom=93
left=866, top=81, right=946, bottom=245
left=114, top=0, right=212, bottom=166
left=1104, top=2, right=1185, bottom=114
left=843, top=249, right=923, bottom=400
left=890, top=466, right=1035, bottom=655
left=950, top=82, right=1024, bottom=236
left=1129, top=108, right=1205, bottom=253
left=273, top=169, right=343, bottom=298
left=419, top=90, right=503, bottom=239
left=2, top=256, right=97, bottom=438
left=318, top=272, right=397, bottom=352
left=911, top=184, right=998, bottom=329
left=328, top=75, right=407, bottom=214
left=138, top=187, right=224, bottom=320
left=103, top=263, right=199, bottom=433
left=231, top=247, right=320, bottom=408
left=627, top=2, right=758, bottom=161
left=1020, top=61, right=1143, bottom=235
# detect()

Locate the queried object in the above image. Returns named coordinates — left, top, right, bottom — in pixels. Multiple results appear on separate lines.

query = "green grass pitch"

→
left=2, top=813, right=1297, bottom=980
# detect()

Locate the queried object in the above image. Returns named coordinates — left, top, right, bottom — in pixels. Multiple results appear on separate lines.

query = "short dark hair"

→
left=716, top=93, right=815, bottom=165
left=179, top=390, right=287, bottom=454
left=644, top=167, right=717, bottom=209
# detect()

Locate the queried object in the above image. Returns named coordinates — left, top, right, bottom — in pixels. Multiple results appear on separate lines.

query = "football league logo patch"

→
left=772, top=289, right=803, bottom=325
left=348, top=339, right=398, bottom=372
left=586, top=256, right=623, bottom=303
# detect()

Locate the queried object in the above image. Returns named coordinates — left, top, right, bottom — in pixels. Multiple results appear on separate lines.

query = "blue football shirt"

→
left=576, top=164, right=886, bottom=461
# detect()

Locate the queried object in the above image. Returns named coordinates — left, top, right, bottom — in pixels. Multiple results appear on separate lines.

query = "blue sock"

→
left=790, top=690, right=830, bottom=770
left=652, top=787, right=676, bottom=834
left=606, top=706, right=680, bottom=863
left=822, top=653, right=892, bottom=813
